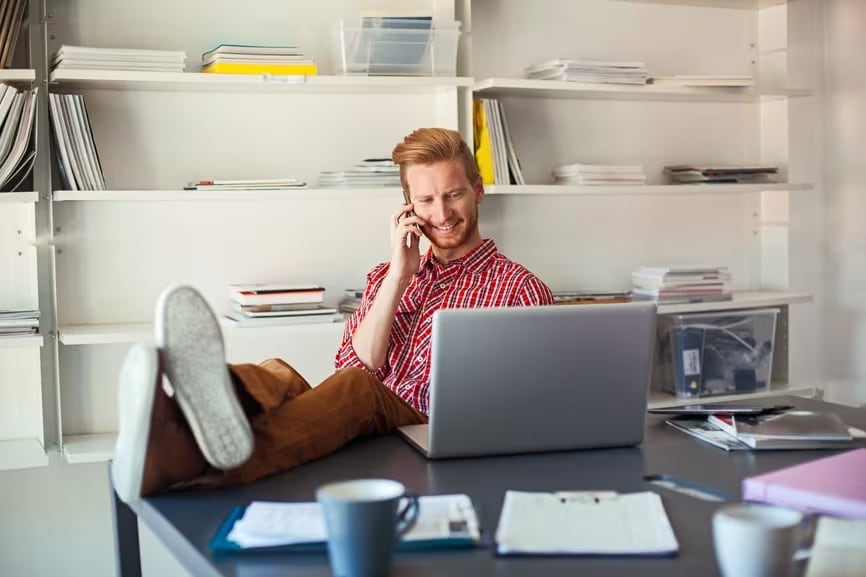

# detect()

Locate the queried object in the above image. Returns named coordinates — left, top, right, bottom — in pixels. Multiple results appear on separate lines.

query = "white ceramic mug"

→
left=713, top=503, right=803, bottom=577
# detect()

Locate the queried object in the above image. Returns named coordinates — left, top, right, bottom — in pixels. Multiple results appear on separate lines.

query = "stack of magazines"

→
left=318, top=159, right=400, bottom=188
left=552, top=163, right=645, bottom=185
left=201, top=44, right=317, bottom=76
left=0, top=83, right=37, bottom=192
left=526, top=58, right=648, bottom=85
left=224, top=284, right=341, bottom=328
left=0, top=309, right=39, bottom=337
left=664, top=165, right=780, bottom=184
left=48, top=93, right=105, bottom=191
left=631, top=265, right=731, bottom=303
left=52, top=45, right=186, bottom=73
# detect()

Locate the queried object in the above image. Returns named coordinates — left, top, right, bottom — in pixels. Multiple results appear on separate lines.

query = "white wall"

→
left=823, top=0, right=866, bottom=405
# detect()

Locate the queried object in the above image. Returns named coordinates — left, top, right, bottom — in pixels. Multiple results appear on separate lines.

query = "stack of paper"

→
left=318, top=159, right=400, bottom=188
left=552, top=163, right=645, bottom=185
left=0, top=309, right=39, bottom=337
left=184, top=178, right=306, bottom=191
left=0, top=83, right=37, bottom=192
left=338, top=289, right=363, bottom=314
left=224, top=283, right=342, bottom=328
left=664, top=165, right=780, bottom=184
left=52, top=45, right=186, bottom=72
left=48, top=93, right=105, bottom=191
left=526, top=58, right=648, bottom=85
left=0, top=0, right=27, bottom=68
left=631, top=265, right=732, bottom=303
left=201, top=44, right=317, bottom=76
left=474, top=98, right=523, bottom=185
left=495, top=490, right=678, bottom=555
left=211, top=494, right=481, bottom=551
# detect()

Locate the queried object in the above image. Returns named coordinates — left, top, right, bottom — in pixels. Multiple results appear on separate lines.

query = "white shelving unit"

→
left=0, top=191, right=38, bottom=202
left=50, top=69, right=473, bottom=93
left=0, top=334, right=44, bottom=348
left=0, top=438, right=49, bottom=471
left=52, top=187, right=402, bottom=202
left=0, top=68, right=36, bottom=82
left=473, top=78, right=811, bottom=102
left=486, top=183, right=813, bottom=196
left=61, top=433, right=117, bottom=464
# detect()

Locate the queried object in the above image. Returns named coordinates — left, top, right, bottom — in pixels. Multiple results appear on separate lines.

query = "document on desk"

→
left=494, top=490, right=679, bottom=556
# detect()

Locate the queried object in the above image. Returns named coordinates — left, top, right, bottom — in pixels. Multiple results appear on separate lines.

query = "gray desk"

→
left=111, top=396, right=866, bottom=577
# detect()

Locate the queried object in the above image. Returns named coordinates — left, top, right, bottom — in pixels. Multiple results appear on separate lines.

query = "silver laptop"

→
left=398, top=301, right=657, bottom=459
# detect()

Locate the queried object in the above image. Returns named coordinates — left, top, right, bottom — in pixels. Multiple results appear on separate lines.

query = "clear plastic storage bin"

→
left=654, top=308, right=779, bottom=399
left=333, top=19, right=461, bottom=76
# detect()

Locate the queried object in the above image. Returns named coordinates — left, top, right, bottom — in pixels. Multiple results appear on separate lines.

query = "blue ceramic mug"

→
left=316, top=479, right=420, bottom=577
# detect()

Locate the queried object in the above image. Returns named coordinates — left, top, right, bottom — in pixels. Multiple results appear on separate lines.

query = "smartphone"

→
left=401, top=189, right=421, bottom=248
left=648, top=403, right=794, bottom=416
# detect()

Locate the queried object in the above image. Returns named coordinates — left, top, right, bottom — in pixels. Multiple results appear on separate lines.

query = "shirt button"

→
left=439, top=282, right=447, bottom=289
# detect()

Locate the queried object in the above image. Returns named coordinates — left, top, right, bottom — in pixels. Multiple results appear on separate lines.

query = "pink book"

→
left=742, top=449, right=866, bottom=518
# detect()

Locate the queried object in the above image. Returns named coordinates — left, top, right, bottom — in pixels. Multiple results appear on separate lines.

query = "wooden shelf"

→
left=474, top=78, right=811, bottom=102
left=49, top=70, right=473, bottom=93
left=486, top=183, right=813, bottom=196
left=648, top=384, right=819, bottom=409
left=0, top=334, right=44, bottom=348
left=62, top=433, right=117, bottom=464
left=655, top=290, right=812, bottom=314
left=0, top=438, right=48, bottom=471
left=53, top=187, right=400, bottom=202
left=59, top=319, right=347, bottom=346
left=0, top=69, right=36, bottom=83
left=0, top=191, right=38, bottom=203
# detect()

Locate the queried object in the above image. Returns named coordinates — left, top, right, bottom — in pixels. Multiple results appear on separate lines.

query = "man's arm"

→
left=350, top=204, right=425, bottom=371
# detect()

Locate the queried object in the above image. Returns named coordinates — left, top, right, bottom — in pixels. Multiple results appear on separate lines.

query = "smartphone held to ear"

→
left=401, top=190, right=421, bottom=249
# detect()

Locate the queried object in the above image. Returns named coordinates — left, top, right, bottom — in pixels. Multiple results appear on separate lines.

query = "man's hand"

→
left=389, top=204, right=424, bottom=284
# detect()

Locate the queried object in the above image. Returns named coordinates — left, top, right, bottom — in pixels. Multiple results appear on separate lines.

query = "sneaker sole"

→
left=154, top=284, right=254, bottom=469
left=111, top=343, right=159, bottom=505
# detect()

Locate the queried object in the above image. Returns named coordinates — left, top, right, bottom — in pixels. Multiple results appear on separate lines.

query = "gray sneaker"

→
left=155, top=284, right=254, bottom=470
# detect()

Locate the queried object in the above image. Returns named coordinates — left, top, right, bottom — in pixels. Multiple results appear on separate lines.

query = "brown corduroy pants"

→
left=214, top=359, right=427, bottom=486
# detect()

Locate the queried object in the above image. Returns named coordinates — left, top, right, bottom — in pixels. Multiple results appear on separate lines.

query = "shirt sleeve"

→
left=512, top=274, right=555, bottom=306
left=334, top=263, right=392, bottom=382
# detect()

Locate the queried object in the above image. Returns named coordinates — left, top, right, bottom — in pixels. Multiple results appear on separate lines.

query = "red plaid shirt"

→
left=335, top=239, right=554, bottom=413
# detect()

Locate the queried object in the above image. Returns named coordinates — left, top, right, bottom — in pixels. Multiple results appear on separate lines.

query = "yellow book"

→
left=201, top=62, right=318, bottom=75
left=473, top=99, right=495, bottom=185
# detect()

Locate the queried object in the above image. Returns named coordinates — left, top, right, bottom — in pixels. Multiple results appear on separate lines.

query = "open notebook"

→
left=494, top=491, right=679, bottom=556
left=210, top=494, right=482, bottom=553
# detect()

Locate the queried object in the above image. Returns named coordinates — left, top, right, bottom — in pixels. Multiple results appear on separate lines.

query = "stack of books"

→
left=0, top=0, right=27, bottom=68
left=526, top=58, right=648, bottom=85
left=473, top=98, right=524, bottom=185
left=664, top=165, right=780, bottom=184
left=51, top=45, right=186, bottom=72
left=552, top=163, right=645, bottom=185
left=201, top=44, right=317, bottom=77
left=318, top=159, right=400, bottom=188
left=184, top=178, right=306, bottom=191
left=0, top=83, right=37, bottom=192
left=0, top=309, right=39, bottom=337
left=631, top=265, right=732, bottom=304
left=48, top=93, right=105, bottom=191
left=667, top=410, right=864, bottom=451
left=224, top=284, right=341, bottom=328
left=553, top=291, right=631, bottom=305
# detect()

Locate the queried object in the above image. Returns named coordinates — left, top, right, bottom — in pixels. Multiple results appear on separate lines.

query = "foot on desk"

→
left=155, top=284, right=254, bottom=470
left=111, top=343, right=209, bottom=502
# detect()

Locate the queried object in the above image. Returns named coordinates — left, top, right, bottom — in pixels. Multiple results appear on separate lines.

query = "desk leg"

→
left=109, top=469, right=143, bottom=577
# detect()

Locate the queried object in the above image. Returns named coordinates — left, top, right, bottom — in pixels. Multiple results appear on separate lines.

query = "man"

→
left=112, top=128, right=553, bottom=504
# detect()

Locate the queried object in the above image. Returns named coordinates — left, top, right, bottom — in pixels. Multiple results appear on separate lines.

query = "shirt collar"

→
left=419, top=238, right=497, bottom=276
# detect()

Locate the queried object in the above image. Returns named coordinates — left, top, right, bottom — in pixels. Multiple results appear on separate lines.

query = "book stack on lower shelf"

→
left=225, top=283, right=342, bottom=327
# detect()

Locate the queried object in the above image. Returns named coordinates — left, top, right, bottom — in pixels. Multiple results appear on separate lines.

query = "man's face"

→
left=405, top=160, right=483, bottom=253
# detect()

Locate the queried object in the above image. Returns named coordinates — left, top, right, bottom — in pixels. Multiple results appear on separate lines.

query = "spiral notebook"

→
left=494, top=491, right=679, bottom=556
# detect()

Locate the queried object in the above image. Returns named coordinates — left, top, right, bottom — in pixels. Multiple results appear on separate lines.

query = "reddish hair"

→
left=392, top=128, right=480, bottom=192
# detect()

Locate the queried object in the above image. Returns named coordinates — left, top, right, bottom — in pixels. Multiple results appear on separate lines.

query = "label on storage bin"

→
left=682, top=349, right=701, bottom=376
